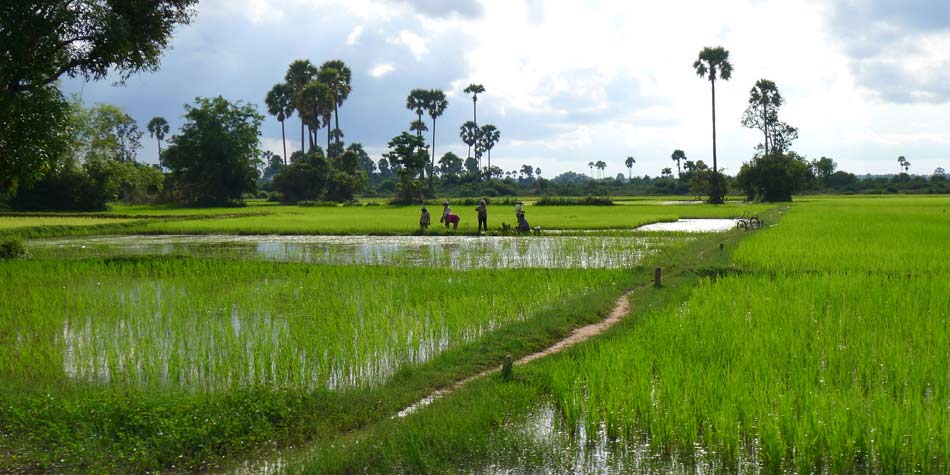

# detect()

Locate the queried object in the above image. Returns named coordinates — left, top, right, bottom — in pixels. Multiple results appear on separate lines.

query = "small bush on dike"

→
left=0, top=237, right=26, bottom=259
left=535, top=195, right=614, bottom=206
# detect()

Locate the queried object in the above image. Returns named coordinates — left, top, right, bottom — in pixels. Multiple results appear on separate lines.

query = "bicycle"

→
left=736, top=213, right=762, bottom=231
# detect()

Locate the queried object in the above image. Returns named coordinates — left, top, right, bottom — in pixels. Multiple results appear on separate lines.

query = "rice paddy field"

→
left=290, top=195, right=950, bottom=475
left=2, top=195, right=947, bottom=474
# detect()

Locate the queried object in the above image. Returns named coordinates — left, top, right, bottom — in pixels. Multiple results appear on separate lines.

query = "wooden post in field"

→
left=654, top=267, right=662, bottom=288
left=502, top=355, right=513, bottom=381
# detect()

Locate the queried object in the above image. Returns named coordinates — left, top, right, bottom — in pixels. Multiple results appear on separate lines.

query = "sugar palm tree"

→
left=296, top=81, right=329, bottom=151
left=693, top=46, right=733, bottom=203
left=898, top=155, right=906, bottom=174
left=464, top=83, right=485, bottom=126
left=460, top=121, right=479, bottom=160
left=406, top=89, right=429, bottom=139
left=479, top=124, right=500, bottom=174
left=588, top=161, right=595, bottom=177
left=320, top=59, right=352, bottom=146
left=265, top=83, right=294, bottom=164
left=146, top=117, right=169, bottom=170
left=595, top=160, right=607, bottom=179
left=426, top=89, right=448, bottom=185
left=317, top=67, right=340, bottom=153
left=671, top=149, right=686, bottom=177
left=285, top=59, right=319, bottom=153
left=625, top=156, right=636, bottom=182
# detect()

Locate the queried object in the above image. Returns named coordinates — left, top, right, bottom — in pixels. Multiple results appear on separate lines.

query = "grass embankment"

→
left=0, top=256, right=640, bottom=473
left=298, top=196, right=950, bottom=474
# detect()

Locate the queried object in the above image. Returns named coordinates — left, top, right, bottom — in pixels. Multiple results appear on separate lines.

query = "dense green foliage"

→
left=163, top=96, right=264, bottom=205
left=10, top=99, right=164, bottom=210
left=0, top=0, right=196, bottom=193
left=735, top=152, right=814, bottom=201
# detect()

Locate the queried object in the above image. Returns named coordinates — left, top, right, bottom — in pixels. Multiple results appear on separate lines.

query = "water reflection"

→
left=635, top=219, right=736, bottom=233
left=32, top=234, right=685, bottom=269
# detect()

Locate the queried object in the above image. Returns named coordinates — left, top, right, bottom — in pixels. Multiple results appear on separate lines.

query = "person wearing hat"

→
left=475, top=198, right=488, bottom=233
left=419, top=206, right=431, bottom=230
left=441, top=201, right=460, bottom=229
left=515, top=200, right=528, bottom=232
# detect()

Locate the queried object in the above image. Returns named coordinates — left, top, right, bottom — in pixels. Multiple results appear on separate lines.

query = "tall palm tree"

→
left=464, top=83, right=485, bottom=126
left=460, top=121, right=479, bottom=160
left=693, top=46, right=733, bottom=203
left=595, top=160, right=607, bottom=179
left=285, top=59, right=318, bottom=153
left=265, top=83, right=294, bottom=165
left=671, top=149, right=686, bottom=177
left=320, top=59, right=352, bottom=146
left=426, top=89, right=448, bottom=186
left=479, top=124, right=500, bottom=173
left=317, top=67, right=340, bottom=154
left=625, top=156, right=636, bottom=182
left=146, top=117, right=169, bottom=170
left=406, top=89, right=429, bottom=138
left=535, top=167, right=541, bottom=183
left=296, top=81, right=329, bottom=151
left=898, top=156, right=906, bottom=174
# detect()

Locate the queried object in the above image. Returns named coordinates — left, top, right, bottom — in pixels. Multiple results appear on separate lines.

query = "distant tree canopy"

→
left=271, top=143, right=368, bottom=203
left=0, top=0, right=197, bottom=193
left=163, top=96, right=263, bottom=205
left=735, top=152, right=814, bottom=202
left=12, top=98, right=163, bottom=210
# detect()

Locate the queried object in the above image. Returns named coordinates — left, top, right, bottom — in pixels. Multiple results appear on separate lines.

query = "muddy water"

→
left=31, top=234, right=684, bottom=269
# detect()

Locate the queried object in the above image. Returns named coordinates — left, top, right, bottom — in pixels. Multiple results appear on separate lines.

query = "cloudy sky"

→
left=63, top=0, right=950, bottom=178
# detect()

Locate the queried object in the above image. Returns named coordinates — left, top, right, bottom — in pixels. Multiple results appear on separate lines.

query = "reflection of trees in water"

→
left=32, top=235, right=679, bottom=269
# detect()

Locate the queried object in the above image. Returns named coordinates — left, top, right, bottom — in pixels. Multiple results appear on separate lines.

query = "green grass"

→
left=134, top=202, right=768, bottom=235
left=0, top=216, right=136, bottom=230
left=292, top=196, right=950, bottom=474
left=0, top=253, right=643, bottom=472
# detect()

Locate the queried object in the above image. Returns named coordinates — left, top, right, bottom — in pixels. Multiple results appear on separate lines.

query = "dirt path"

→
left=395, top=289, right=634, bottom=418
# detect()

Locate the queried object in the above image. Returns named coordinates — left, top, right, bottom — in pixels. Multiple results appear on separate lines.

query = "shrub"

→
left=535, top=196, right=613, bottom=206
left=0, top=237, right=26, bottom=259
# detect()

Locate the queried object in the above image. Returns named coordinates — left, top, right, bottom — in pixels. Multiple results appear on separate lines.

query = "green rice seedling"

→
left=0, top=259, right=629, bottom=392
left=734, top=195, right=950, bottom=274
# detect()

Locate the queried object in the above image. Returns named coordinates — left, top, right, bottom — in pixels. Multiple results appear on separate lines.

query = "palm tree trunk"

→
left=157, top=139, right=162, bottom=171
left=711, top=79, right=717, bottom=174
left=301, top=120, right=305, bottom=154
left=472, top=98, right=477, bottom=126
left=762, top=102, right=769, bottom=157
left=334, top=102, right=340, bottom=145
left=280, top=120, right=287, bottom=165
left=487, top=148, right=491, bottom=178
left=327, top=122, right=331, bottom=154
left=430, top=118, right=436, bottom=187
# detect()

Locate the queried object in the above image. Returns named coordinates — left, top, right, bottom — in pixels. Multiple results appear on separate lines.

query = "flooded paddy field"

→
left=281, top=197, right=950, bottom=475
left=5, top=196, right=948, bottom=474
left=29, top=233, right=694, bottom=269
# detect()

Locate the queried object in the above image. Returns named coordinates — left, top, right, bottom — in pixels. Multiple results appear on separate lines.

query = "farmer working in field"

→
left=475, top=198, right=488, bottom=233
left=419, top=207, right=431, bottom=230
left=441, top=201, right=460, bottom=230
